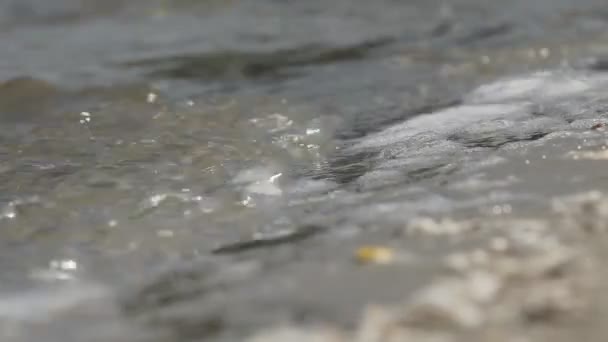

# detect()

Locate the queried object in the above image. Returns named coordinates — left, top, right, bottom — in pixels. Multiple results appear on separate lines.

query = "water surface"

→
left=3, top=0, right=608, bottom=341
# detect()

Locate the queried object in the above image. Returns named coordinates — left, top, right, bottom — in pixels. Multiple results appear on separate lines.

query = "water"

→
left=3, top=0, right=608, bottom=341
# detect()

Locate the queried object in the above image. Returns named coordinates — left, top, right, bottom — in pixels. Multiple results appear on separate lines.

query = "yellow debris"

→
left=355, top=246, right=395, bottom=265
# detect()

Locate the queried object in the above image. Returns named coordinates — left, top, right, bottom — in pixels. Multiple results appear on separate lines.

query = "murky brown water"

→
left=4, top=0, right=608, bottom=341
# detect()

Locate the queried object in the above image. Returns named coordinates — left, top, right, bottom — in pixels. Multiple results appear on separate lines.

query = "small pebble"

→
left=355, top=246, right=395, bottom=265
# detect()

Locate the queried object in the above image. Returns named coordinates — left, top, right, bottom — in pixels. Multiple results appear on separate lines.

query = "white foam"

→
left=343, top=70, right=608, bottom=194
left=352, top=103, right=528, bottom=150
left=352, top=71, right=608, bottom=154
left=464, top=72, right=600, bottom=104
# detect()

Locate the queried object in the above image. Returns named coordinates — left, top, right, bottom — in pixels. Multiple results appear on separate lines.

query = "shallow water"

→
left=4, top=0, right=608, bottom=341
